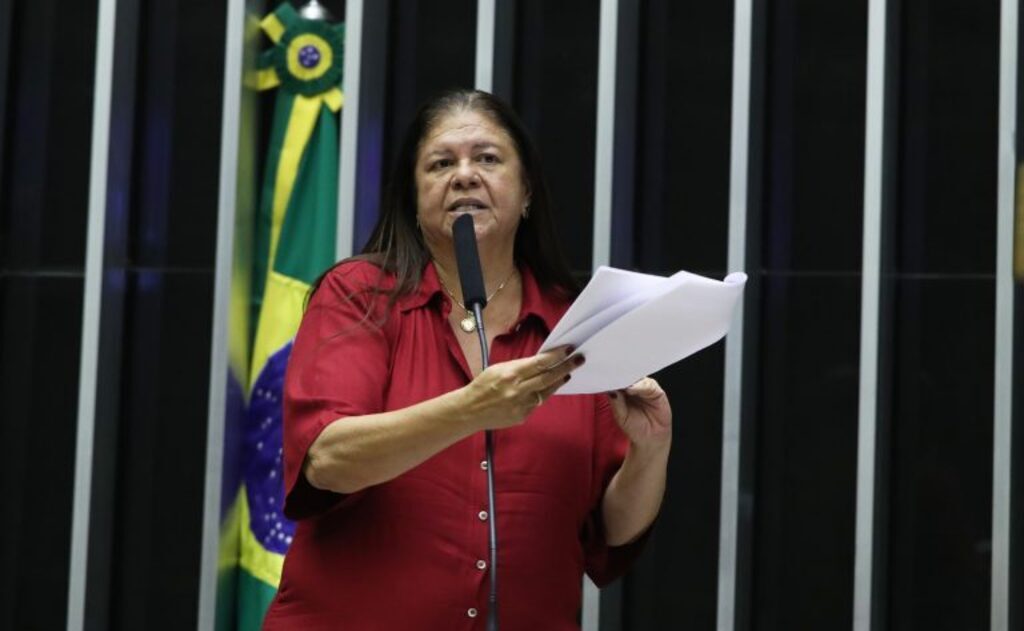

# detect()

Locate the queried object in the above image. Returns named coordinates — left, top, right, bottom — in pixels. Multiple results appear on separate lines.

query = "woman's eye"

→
left=431, top=159, right=453, bottom=170
left=479, top=154, right=499, bottom=164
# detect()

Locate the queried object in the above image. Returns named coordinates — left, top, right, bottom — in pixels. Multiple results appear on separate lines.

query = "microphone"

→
left=451, top=213, right=500, bottom=631
left=453, top=214, right=487, bottom=310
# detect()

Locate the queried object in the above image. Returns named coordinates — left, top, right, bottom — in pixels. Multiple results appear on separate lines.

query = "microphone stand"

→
left=472, top=303, right=500, bottom=631
left=452, top=213, right=499, bottom=629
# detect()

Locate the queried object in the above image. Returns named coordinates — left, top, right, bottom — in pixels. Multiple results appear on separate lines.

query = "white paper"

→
left=539, top=266, right=747, bottom=394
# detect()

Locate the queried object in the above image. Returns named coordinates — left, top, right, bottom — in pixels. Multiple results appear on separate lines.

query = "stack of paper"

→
left=540, top=267, right=748, bottom=395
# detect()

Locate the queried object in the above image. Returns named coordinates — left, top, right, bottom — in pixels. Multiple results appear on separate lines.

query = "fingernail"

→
left=563, top=375, right=571, bottom=383
left=564, top=346, right=575, bottom=356
left=609, top=391, right=618, bottom=399
left=573, top=355, right=585, bottom=366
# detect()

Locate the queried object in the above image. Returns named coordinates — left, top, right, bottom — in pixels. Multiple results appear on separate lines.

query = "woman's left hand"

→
left=608, top=377, right=672, bottom=449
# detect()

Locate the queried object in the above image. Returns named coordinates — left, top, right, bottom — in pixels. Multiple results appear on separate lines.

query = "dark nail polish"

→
left=609, top=391, right=618, bottom=399
left=564, top=345, right=575, bottom=356
left=573, top=355, right=585, bottom=366
left=563, top=375, right=571, bottom=383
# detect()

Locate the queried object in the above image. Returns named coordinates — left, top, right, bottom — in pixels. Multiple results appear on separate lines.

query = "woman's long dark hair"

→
left=310, top=88, right=579, bottom=314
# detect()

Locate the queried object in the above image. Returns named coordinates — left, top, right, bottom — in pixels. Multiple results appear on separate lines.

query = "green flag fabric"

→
left=220, top=4, right=344, bottom=629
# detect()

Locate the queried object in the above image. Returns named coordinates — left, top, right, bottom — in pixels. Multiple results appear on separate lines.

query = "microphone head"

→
left=452, top=214, right=487, bottom=309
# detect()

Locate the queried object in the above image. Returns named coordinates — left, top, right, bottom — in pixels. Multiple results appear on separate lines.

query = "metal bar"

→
left=717, top=0, right=753, bottom=627
left=67, top=0, right=118, bottom=627
left=991, top=0, right=1018, bottom=628
left=336, top=0, right=364, bottom=260
left=196, top=0, right=247, bottom=627
left=581, top=0, right=621, bottom=627
left=591, top=0, right=618, bottom=271
left=475, top=0, right=496, bottom=92
left=853, top=0, right=889, bottom=628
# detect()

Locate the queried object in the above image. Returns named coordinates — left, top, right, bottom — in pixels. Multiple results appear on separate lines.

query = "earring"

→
left=522, top=203, right=530, bottom=219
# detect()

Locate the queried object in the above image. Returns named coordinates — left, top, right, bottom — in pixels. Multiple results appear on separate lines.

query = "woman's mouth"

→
left=448, top=198, right=488, bottom=212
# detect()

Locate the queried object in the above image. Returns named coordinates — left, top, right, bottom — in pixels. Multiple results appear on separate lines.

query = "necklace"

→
left=435, top=264, right=517, bottom=333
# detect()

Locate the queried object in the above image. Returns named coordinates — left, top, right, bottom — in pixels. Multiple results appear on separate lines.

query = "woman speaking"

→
left=262, top=89, right=672, bottom=629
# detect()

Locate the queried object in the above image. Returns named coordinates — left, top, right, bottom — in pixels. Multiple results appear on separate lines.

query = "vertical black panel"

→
left=128, top=0, right=223, bottom=270
left=761, top=0, right=866, bottom=274
left=377, top=0, right=476, bottom=219
left=620, top=346, right=726, bottom=630
left=752, top=275, right=861, bottom=629
left=1, top=0, right=96, bottom=270
left=894, top=2, right=998, bottom=277
left=885, top=281, right=995, bottom=630
left=513, top=0, right=599, bottom=274
left=633, top=0, right=734, bottom=276
left=0, top=0, right=98, bottom=628
left=101, top=0, right=227, bottom=628
left=0, top=0, right=12, bottom=192
left=618, top=0, right=733, bottom=629
left=0, top=276, right=84, bottom=630
left=113, top=271, right=214, bottom=629
left=749, top=0, right=867, bottom=628
left=883, top=2, right=999, bottom=629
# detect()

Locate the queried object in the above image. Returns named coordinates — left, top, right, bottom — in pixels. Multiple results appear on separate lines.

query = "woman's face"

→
left=414, top=108, right=529, bottom=259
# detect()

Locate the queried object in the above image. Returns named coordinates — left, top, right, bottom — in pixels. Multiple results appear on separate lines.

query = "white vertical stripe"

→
left=581, top=579, right=601, bottom=631
left=336, top=0, right=364, bottom=260
left=582, top=0, right=620, bottom=628
left=853, top=0, right=888, bottom=629
left=992, top=0, right=1017, bottom=629
left=196, top=0, right=247, bottom=628
left=591, top=0, right=618, bottom=271
left=67, top=0, right=118, bottom=628
left=717, top=0, right=752, bottom=628
left=475, top=0, right=496, bottom=92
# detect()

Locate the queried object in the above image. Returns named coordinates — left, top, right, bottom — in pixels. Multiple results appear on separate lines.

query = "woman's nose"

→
left=451, top=161, right=480, bottom=189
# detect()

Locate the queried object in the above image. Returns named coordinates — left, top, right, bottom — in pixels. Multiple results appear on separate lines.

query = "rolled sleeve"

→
left=581, top=395, right=654, bottom=586
left=282, top=262, right=392, bottom=519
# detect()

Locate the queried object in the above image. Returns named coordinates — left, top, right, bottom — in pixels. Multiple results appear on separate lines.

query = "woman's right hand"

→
left=455, top=346, right=584, bottom=431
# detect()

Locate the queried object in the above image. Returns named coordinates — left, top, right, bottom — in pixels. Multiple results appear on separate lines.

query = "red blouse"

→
left=263, top=260, right=645, bottom=630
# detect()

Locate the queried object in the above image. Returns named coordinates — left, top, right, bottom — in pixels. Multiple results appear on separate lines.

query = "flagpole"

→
left=298, top=0, right=333, bottom=22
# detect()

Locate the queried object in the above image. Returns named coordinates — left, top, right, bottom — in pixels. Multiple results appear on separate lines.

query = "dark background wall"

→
left=748, top=1, right=866, bottom=628
left=0, top=0, right=1018, bottom=630
left=0, top=0, right=226, bottom=628
left=883, top=1, right=999, bottom=629
left=621, top=0, right=734, bottom=628
left=0, top=1, right=96, bottom=628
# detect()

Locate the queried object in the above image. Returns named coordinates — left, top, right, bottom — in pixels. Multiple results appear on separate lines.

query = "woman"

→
left=263, top=89, right=672, bottom=629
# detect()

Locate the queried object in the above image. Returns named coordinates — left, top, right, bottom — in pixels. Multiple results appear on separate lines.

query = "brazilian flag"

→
left=221, top=4, right=344, bottom=629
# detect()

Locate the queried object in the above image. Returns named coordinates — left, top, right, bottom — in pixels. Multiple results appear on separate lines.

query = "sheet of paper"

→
left=540, top=267, right=674, bottom=352
left=540, top=267, right=747, bottom=395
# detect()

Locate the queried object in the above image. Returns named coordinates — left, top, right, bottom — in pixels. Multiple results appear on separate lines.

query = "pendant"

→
left=460, top=315, right=477, bottom=333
